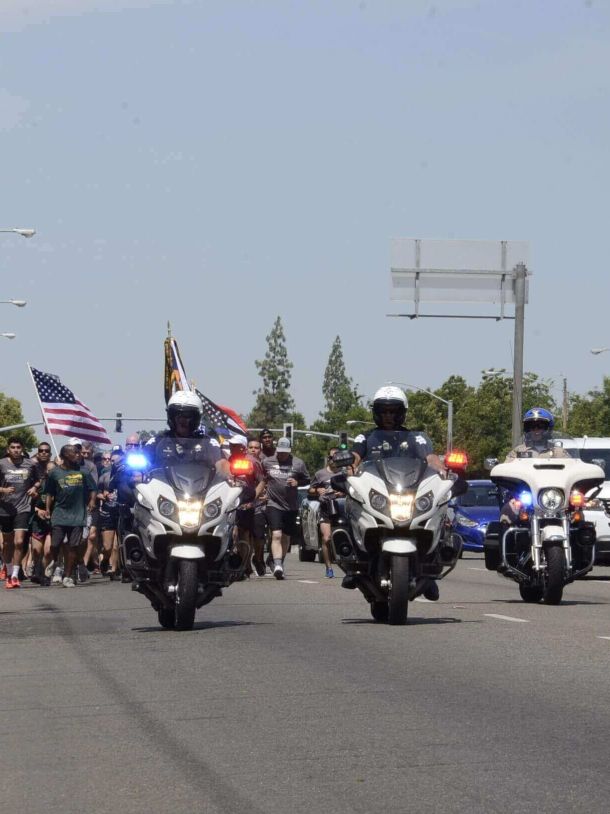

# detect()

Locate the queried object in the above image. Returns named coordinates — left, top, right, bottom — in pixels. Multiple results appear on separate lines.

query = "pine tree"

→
left=248, top=317, right=295, bottom=429
left=321, top=336, right=359, bottom=419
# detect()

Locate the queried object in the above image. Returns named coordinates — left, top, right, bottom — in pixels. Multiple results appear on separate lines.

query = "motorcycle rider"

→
left=350, top=386, right=446, bottom=473
left=345, top=385, right=446, bottom=600
left=501, top=407, right=569, bottom=523
left=152, top=391, right=229, bottom=473
left=504, top=408, right=569, bottom=462
left=116, top=391, right=229, bottom=506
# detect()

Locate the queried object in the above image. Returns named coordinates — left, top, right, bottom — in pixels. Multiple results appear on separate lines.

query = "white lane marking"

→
left=598, top=636, right=610, bottom=640
left=484, top=613, right=529, bottom=624
left=468, top=567, right=487, bottom=572
left=298, top=580, right=318, bottom=584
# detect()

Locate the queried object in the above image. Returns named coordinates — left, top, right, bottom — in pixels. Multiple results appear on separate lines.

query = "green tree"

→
left=457, top=371, right=557, bottom=473
left=248, top=317, right=295, bottom=429
left=567, top=377, right=610, bottom=436
left=322, top=336, right=360, bottom=418
left=0, top=393, right=38, bottom=454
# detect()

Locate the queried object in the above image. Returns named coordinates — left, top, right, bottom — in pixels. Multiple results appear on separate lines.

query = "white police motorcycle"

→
left=120, top=441, right=248, bottom=630
left=483, top=438, right=603, bottom=604
left=331, top=446, right=468, bottom=625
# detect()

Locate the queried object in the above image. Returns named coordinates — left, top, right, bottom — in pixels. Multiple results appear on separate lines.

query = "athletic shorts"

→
left=235, top=507, right=255, bottom=533
left=99, top=509, right=119, bottom=532
left=252, top=510, right=267, bottom=541
left=265, top=507, right=298, bottom=536
left=90, top=508, right=100, bottom=529
left=50, top=525, right=83, bottom=549
left=0, top=512, right=31, bottom=533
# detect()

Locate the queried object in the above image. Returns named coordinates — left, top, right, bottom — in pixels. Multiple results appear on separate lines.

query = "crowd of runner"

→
left=0, top=429, right=339, bottom=589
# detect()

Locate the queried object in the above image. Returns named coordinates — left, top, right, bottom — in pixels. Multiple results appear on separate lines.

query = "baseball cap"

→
left=111, top=444, right=123, bottom=453
left=259, top=428, right=273, bottom=440
left=69, top=437, right=83, bottom=447
left=276, top=437, right=292, bottom=452
left=228, top=434, right=248, bottom=447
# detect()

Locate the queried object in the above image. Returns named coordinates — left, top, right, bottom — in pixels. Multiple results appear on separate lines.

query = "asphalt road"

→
left=1, top=554, right=609, bottom=814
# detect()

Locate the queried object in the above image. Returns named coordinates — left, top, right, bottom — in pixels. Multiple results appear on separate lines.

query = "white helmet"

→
left=372, top=386, right=408, bottom=429
left=167, top=390, right=203, bottom=435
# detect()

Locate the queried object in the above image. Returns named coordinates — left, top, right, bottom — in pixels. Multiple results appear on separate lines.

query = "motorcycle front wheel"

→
left=175, top=559, right=198, bottom=630
left=543, top=545, right=565, bottom=605
left=387, top=555, right=410, bottom=626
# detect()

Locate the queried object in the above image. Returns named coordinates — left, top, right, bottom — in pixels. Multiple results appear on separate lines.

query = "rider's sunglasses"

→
left=38, top=448, right=51, bottom=454
left=526, top=421, right=547, bottom=430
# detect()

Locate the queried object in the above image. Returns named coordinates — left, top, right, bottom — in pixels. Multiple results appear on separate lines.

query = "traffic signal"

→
left=283, top=423, right=293, bottom=442
left=339, top=431, right=349, bottom=450
left=115, top=412, right=123, bottom=433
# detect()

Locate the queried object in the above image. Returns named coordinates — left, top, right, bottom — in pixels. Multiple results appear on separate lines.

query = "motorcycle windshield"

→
left=149, top=438, right=217, bottom=496
left=360, top=456, right=427, bottom=491
left=520, top=431, right=579, bottom=459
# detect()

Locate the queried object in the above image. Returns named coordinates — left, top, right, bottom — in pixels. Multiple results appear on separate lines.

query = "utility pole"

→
left=562, top=377, right=568, bottom=432
left=511, top=263, right=528, bottom=447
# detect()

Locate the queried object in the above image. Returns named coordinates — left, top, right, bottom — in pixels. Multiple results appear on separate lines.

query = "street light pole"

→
left=0, top=333, right=16, bottom=339
left=0, top=300, right=26, bottom=307
left=511, top=262, right=527, bottom=447
left=388, top=381, right=453, bottom=452
left=0, top=228, right=36, bottom=238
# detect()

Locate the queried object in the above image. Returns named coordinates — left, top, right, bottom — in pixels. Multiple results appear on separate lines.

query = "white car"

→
left=560, top=437, right=610, bottom=566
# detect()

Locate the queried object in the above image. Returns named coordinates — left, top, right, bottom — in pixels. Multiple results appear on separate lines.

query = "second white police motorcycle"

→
left=330, top=447, right=468, bottom=625
left=483, top=439, right=603, bottom=604
left=120, top=440, right=250, bottom=631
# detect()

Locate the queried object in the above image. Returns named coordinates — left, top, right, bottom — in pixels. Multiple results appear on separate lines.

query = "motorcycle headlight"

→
left=369, top=490, right=388, bottom=512
left=457, top=515, right=479, bottom=528
left=158, top=498, right=176, bottom=518
left=415, top=491, right=433, bottom=514
left=539, top=488, right=564, bottom=512
left=203, top=498, right=222, bottom=520
left=389, top=493, right=414, bottom=522
left=178, top=499, right=202, bottom=529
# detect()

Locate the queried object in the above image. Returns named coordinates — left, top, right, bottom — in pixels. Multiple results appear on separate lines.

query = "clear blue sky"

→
left=1, top=0, right=609, bottom=440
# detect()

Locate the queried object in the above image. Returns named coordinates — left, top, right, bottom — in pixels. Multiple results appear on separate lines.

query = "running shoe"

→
left=52, top=569, right=64, bottom=585
left=44, top=561, right=56, bottom=578
left=273, top=565, right=284, bottom=580
left=325, top=567, right=335, bottom=579
left=252, top=559, right=266, bottom=577
left=76, top=564, right=90, bottom=583
left=62, top=577, right=76, bottom=588
left=0, top=564, right=7, bottom=581
left=5, top=576, right=21, bottom=589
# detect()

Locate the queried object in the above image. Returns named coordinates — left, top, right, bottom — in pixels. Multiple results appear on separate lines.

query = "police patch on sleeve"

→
left=210, top=439, right=220, bottom=448
left=354, top=434, right=365, bottom=443
left=415, top=435, right=428, bottom=445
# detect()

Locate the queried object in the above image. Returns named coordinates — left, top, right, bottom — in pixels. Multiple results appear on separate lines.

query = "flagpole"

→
left=26, top=363, right=60, bottom=459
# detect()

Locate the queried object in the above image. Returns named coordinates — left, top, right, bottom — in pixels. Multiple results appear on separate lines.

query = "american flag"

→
left=195, top=389, right=246, bottom=437
left=29, top=366, right=112, bottom=445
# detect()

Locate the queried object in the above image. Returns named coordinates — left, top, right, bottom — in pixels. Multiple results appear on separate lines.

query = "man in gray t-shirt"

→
left=0, top=438, right=38, bottom=588
left=261, top=437, right=309, bottom=579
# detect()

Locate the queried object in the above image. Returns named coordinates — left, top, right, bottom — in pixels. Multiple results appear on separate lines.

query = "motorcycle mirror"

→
left=330, top=473, right=348, bottom=493
left=484, top=457, right=498, bottom=470
left=450, top=478, right=469, bottom=498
